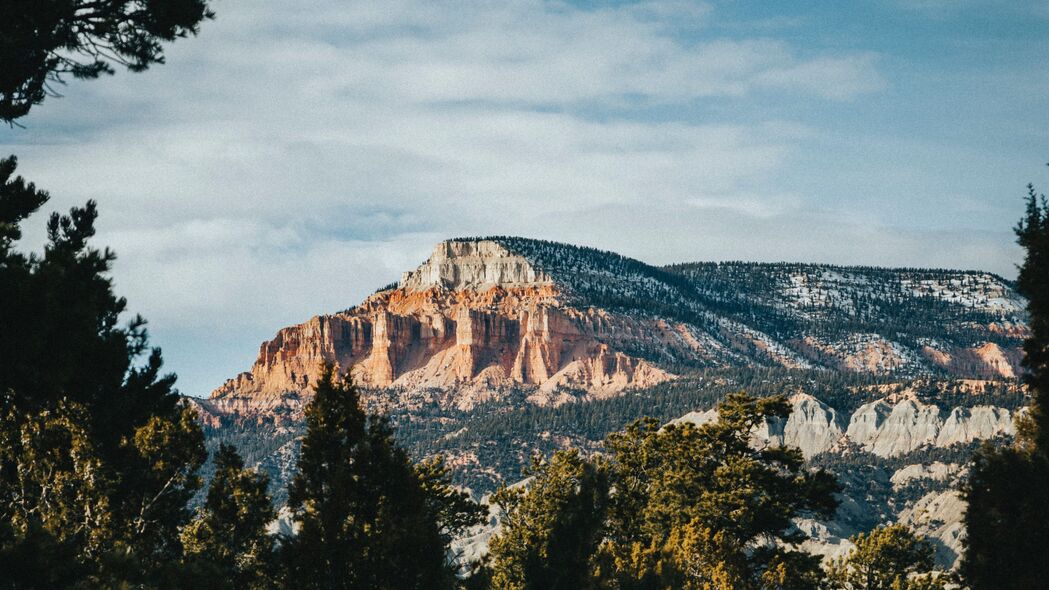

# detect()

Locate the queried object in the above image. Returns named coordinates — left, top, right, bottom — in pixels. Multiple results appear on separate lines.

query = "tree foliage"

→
left=596, top=393, right=839, bottom=590
left=1, top=0, right=213, bottom=123
left=182, top=444, right=275, bottom=589
left=280, top=365, right=484, bottom=590
left=486, top=393, right=840, bottom=590
left=0, top=155, right=207, bottom=587
left=488, top=450, right=609, bottom=590
left=826, top=524, right=944, bottom=590
left=962, top=178, right=1049, bottom=590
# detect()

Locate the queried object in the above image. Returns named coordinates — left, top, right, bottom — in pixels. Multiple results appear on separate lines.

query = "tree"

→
left=182, top=444, right=276, bottom=589
left=417, top=455, right=489, bottom=566
left=487, top=450, right=609, bottom=590
left=485, top=393, right=838, bottom=590
left=1, top=0, right=213, bottom=123
left=0, top=156, right=207, bottom=586
left=280, top=365, right=482, bottom=589
left=1014, top=181, right=1049, bottom=453
left=826, top=524, right=944, bottom=590
left=595, top=393, right=840, bottom=589
left=962, top=178, right=1049, bottom=589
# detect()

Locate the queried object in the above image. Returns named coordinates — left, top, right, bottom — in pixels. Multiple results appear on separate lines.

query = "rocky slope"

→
left=455, top=392, right=1017, bottom=570
left=195, top=237, right=1030, bottom=570
left=205, top=238, right=1027, bottom=418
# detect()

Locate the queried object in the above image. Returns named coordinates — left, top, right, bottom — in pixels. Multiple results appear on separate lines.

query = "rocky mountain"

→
left=194, top=237, right=1031, bottom=569
left=452, top=387, right=1021, bottom=570
left=205, top=237, right=1026, bottom=413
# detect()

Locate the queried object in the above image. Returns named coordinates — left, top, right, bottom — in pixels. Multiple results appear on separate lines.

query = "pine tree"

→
left=487, top=450, right=609, bottom=590
left=826, top=524, right=944, bottom=590
left=595, top=393, right=839, bottom=589
left=962, top=180, right=1049, bottom=589
left=280, top=365, right=479, bottom=589
left=182, top=444, right=275, bottom=589
left=0, top=156, right=208, bottom=586
left=485, top=393, right=838, bottom=590
left=1014, top=182, right=1049, bottom=453
left=1, top=1, right=214, bottom=122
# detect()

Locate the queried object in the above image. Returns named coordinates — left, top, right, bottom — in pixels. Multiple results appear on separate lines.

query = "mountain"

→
left=193, top=237, right=1031, bottom=569
left=205, top=237, right=1026, bottom=411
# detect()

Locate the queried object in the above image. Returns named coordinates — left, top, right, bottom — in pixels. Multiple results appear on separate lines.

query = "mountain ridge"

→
left=206, top=237, right=1027, bottom=409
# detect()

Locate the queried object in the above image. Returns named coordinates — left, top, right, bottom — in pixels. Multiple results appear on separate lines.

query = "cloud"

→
left=0, top=0, right=902, bottom=395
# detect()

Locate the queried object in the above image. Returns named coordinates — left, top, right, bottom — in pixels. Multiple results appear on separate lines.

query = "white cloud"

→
left=0, top=0, right=904, bottom=394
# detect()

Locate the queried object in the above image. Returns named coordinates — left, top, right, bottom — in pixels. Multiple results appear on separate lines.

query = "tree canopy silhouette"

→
left=962, top=173, right=1049, bottom=589
left=1, top=0, right=213, bottom=123
left=280, top=365, right=485, bottom=590
left=0, top=155, right=208, bottom=587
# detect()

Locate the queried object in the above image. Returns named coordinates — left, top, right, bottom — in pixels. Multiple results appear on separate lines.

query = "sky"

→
left=2, top=0, right=1048, bottom=397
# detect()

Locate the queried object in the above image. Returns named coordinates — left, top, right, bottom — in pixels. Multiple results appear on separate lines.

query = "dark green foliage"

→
left=280, top=366, right=481, bottom=590
left=963, top=448, right=1049, bottom=589
left=417, top=456, right=488, bottom=550
left=182, top=444, right=275, bottom=589
left=594, top=394, right=839, bottom=589
left=488, top=450, right=609, bottom=590
left=1014, top=183, right=1049, bottom=453
left=962, top=181, right=1049, bottom=590
left=0, top=0, right=213, bottom=122
left=827, top=524, right=944, bottom=590
left=486, top=393, right=840, bottom=590
left=0, top=156, right=207, bottom=586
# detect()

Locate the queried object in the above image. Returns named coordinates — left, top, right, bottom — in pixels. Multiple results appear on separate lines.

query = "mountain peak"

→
left=209, top=237, right=1028, bottom=410
left=398, top=238, right=553, bottom=291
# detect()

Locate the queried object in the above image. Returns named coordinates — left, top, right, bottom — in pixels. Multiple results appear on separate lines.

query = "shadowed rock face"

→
left=206, top=237, right=1027, bottom=416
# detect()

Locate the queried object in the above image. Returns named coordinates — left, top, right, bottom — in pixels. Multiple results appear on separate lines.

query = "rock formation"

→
left=207, top=237, right=1027, bottom=419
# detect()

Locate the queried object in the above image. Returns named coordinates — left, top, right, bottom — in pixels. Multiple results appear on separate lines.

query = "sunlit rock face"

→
left=210, top=239, right=685, bottom=412
left=206, top=237, right=1027, bottom=419
left=840, top=399, right=1016, bottom=458
left=194, top=237, right=1030, bottom=576
left=673, top=393, right=1016, bottom=461
left=399, top=240, right=552, bottom=291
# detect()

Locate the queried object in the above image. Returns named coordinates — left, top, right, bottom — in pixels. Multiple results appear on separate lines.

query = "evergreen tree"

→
left=595, top=393, right=839, bottom=589
left=487, top=450, right=609, bottom=590
left=826, top=524, right=944, bottom=590
left=962, top=179, right=1049, bottom=589
left=1014, top=181, right=1049, bottom=453
left=182, top=444, right=275, bottom=589
left=0, top=156, right=207, bottom=586
left=1, top=0, right=213, bottom=122
left=485, top=393, right=838, bottom=590
left=280, top=365, right=480, bottom=589
left=417, top=455, right=488, bottom=565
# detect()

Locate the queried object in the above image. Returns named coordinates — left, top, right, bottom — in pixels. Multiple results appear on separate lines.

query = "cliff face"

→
left=208, top=238, right=1029, bottom=417
left=210, top=240, right=683, bottom=410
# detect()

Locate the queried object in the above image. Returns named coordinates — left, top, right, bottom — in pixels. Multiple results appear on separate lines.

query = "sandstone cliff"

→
left=207, top=237, right=1027, bottom=419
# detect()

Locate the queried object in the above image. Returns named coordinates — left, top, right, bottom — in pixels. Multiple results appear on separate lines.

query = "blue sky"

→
left=2, top=0, right=1047, bottom=396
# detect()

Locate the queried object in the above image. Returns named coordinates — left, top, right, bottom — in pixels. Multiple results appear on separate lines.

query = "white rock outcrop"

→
left=935, top=406, right=1014, bottom=447
left=400, top=240, right=552, bottom=291
left=890, top=462, right=961, bottom=488
left=898, top=490, right=967, bottom=568
left=842, top=399, right=1015, bottom=457
left=782, top=394, right=845, bottom=457
left=845, top=400, right=893, bottom=448
left=675, top=396, right=1014, bottom=459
